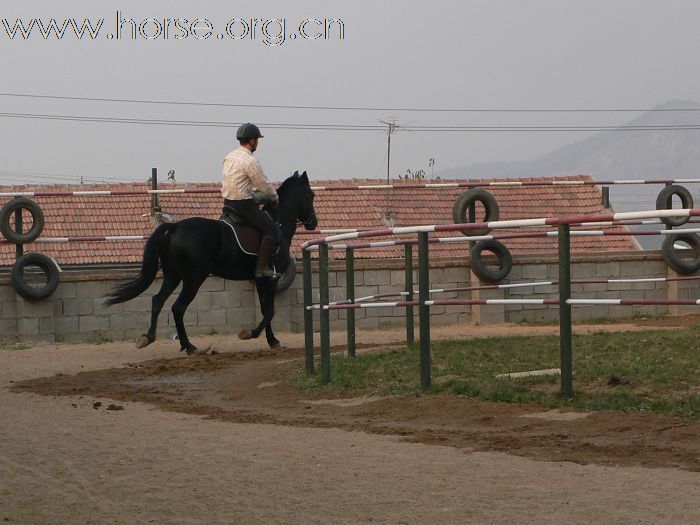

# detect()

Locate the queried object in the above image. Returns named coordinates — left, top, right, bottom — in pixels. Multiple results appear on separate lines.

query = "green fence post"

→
left=558, top=224, right=574, bottom=398
left=302, top=248, right=314, bottom=374
left=319, top=244, right=331, bottom=384
left=664, top=181, right=673, bottom=232
left=346, top=247, right=356, bottom=357
left=405, top=244, right=415, bottom=347
left=468, top=184, right=475, bottom=274
left=418, top=232, right=431, bottom=392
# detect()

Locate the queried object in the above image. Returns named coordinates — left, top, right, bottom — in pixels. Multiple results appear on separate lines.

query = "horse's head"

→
left=294, top=171, right=318, bottom=230
left=275, top=171, right=318, bottom=233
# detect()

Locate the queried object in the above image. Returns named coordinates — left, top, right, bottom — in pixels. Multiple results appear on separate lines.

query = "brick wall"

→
left=0, top=251, right=698, bottom=344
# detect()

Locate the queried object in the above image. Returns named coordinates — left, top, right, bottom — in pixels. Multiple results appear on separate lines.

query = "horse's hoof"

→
left=192, top=345, right=212, bottom=356
left=270, top=343, right=284, bottom=351
left=182, top=345, right=197, bottom=355
left=238, top=329, right=252, bottom=340
left=136, top=335, right=153, bottom=349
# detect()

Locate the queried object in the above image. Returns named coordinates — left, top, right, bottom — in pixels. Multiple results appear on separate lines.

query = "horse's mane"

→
left=276, top=173, right=301, bottom=197
left=263, top=171, right=309, bottom=216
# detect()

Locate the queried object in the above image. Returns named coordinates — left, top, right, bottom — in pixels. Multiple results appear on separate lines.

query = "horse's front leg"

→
left=256, top=278, right=280, bottom=348
left=238, top=279, right=279, bottom=348
left=264, top=322, right=280, bottom=350
left=262, top=280, right=281, bottom=348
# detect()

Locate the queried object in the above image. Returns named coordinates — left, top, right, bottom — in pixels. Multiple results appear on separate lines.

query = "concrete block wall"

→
left=501, top=257, right=676, bottom=323
left=0, top=251, right=698, bottom=344
left=0, top=270, right=261, bottom=344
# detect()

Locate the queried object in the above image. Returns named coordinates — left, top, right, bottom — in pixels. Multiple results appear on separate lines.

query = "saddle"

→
left=219, top=206, right=281, bottom=257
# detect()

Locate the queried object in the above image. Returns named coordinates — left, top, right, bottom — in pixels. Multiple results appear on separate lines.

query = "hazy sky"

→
left=2, top=0, right=700, bottom=186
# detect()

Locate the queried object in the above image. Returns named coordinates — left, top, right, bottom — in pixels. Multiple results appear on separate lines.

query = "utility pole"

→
left=381, top=118, right=399, bottom=187
left=379, top=118, right=401, bottom=221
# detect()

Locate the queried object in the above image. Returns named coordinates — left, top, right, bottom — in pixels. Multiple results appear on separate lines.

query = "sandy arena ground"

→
left=1, top=321, right=699, bottom=524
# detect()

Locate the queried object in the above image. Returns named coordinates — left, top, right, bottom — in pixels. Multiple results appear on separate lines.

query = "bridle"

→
left=273, top=183, right=316, bottom=231
left=297, top=189, right=317, bottom=229
left=298, top=212, right=317, bottom=229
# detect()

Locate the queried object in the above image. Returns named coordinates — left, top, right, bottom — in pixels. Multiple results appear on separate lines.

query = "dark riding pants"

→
left=223, top=198, right=279, bottom=239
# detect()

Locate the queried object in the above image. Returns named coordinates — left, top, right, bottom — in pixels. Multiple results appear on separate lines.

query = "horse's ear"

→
left=300, top=171, right=308, bottom=181
left=293, top=171, right=299, bottom=178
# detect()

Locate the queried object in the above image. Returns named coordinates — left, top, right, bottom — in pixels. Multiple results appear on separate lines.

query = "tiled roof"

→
left=0, top=176, right=639, bottom=266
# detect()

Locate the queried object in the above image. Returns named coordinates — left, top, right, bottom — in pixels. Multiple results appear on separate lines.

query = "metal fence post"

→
left=664, top=182, right=679, bottom=316
left=664, top=181, right=673, bottom=231
left=602, top=186, right=610, bottom=209
left=467, top=185, right=480, bottom=325
left=558, top=224, right=574, bottom=398
left=346, top=247, right=356, bottom=357
left=405, top=244, right=415, bottom=347
left=303, top=248, right=314, bottom=374
left=319, top=244, right=331, bottom=384
left=418, top=232, right=431, bottom=392
left=151, top=168, right=159, bottom=213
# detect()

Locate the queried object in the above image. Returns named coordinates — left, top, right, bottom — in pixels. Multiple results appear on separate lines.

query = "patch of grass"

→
left=294, top=348, right=423, bottom=396
left=0, top=342, right=32, bottom=351
left=292, top=327, right=700, bottom=419
left=584, top=317, right=620, bottom=325
left=519, top=312, right=671, bottom=326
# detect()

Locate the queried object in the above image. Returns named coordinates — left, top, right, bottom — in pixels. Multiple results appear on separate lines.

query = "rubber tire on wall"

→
left=656, top=185, right=693, bottom=227
left=661, top=233, right=700, bottom=275
left=11, top=253, right=60, bottom=301
left=452, top=189, right=500, bottom=236
left=469, top=239, right=513, bottom=283
left=0, top=197, right=45, bottom=244
left=276, top=257, right=296, bottom=293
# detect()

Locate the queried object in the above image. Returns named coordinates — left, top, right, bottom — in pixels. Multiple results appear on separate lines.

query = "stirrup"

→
left=255, top=268, right=281, bottom=280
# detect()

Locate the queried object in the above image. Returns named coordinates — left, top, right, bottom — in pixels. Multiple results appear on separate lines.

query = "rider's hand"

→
left=271, top=196, right=279, bottom=207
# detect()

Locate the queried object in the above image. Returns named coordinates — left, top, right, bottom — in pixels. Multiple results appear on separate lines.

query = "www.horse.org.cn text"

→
left=2, top=12, right=346, bottom=46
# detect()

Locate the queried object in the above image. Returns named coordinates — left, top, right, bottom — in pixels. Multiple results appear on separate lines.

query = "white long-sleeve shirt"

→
left=221, top=147, right=278, bottom=200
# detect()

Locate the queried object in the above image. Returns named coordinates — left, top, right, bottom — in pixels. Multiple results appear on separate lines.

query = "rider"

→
left=222, top=123, right=281, bottom=279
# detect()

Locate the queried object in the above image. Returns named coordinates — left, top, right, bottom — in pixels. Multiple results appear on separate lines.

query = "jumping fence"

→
left=301, top=207, right=700, bottom=398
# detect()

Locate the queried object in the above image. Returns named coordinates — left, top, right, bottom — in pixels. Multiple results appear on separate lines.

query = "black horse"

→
left=106, top=171, right=318, bottom=354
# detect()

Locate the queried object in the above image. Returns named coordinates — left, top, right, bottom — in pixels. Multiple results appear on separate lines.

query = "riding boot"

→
left=255, top=235, right=281, bottom=279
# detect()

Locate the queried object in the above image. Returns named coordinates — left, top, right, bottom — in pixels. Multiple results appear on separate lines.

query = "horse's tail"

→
left=105, top=223, right=177, bottom=305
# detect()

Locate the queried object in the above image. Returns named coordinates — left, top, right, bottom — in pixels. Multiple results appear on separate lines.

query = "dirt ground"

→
left=2, top=319, right=700, bottom=524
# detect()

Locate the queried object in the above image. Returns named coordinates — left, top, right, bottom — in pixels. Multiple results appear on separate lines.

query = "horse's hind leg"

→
left=171, top=277, right=206, bottom=355
left=137, top=273, right=181, bottom=349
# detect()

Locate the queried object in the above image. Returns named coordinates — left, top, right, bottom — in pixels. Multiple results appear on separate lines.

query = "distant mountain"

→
left=438, top=100, right=700, bottom=183
left=437, top=100, right=700, bottom=249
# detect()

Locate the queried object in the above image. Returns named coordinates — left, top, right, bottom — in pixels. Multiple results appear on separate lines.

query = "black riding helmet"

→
left=236, top=123, right=264, bottom=143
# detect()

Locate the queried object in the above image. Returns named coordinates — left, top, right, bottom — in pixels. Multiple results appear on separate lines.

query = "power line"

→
left=0, top=169, right=144, bottom=185
left=0, top=171, right=79, bottom=182
left=372, top=147, right=389, bottom=179
left=0, top=169, right=138, bottom=181
left=3, top=111, right=700, bottom=132
left=1, top=92, right=699, bottom=113
left=0, top=112, right=380, bottom=130
left=0, top=169, right=76, bottom=177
